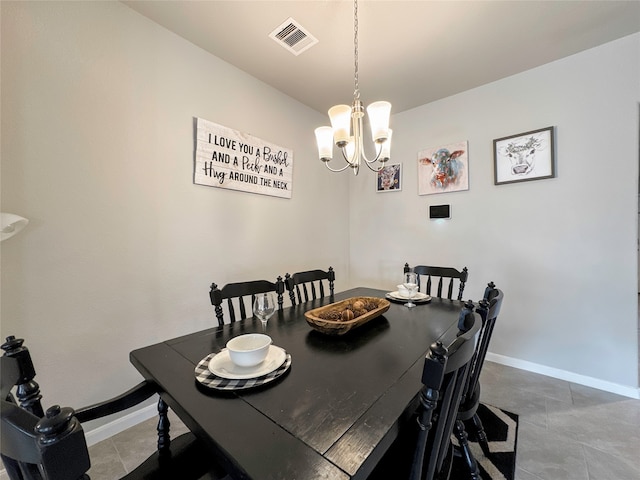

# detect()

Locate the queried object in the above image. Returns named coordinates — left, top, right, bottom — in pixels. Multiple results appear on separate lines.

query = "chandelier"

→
left=314, top=0, right=392, bottom=175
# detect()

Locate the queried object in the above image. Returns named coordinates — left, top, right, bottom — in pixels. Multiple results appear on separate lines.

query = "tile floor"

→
left=2, top=361, right=639, bottom=480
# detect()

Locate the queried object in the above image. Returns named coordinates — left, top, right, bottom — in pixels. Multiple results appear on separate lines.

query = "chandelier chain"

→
left=353, top=0, right=359, bottom=100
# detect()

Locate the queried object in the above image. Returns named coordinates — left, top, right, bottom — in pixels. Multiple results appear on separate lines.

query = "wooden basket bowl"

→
left=304, top=297, right=391, bottom=335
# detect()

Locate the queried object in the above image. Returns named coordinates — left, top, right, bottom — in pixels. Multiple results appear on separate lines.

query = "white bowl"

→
left=226, top=334, right=272, bottom=367
left=397, top=284, right=410, bottom=296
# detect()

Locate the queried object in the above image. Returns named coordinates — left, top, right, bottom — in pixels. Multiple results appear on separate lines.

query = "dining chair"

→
left=453, top=282, right=504, bottom=478
left=284, top=267, right=335, bottom=305
left=209, top=276, right=285, bottom=326
left=404, top=263, right=469, bottom=301
left=368, top=301, right=481, bottom=480
left=1, top=336, right=231, bottom=480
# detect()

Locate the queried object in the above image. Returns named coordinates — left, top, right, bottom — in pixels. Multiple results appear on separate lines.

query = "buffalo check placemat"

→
left=195, top=351, right=292, bottom=391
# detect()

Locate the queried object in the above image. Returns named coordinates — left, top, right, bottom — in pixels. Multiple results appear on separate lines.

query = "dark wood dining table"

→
left=129, top=287, right=474, bottom=480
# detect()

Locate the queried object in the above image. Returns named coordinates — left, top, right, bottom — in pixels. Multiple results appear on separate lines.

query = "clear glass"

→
left=402, top=272, right=418, bottom=308
left=253, top=292, right=276, bottom=330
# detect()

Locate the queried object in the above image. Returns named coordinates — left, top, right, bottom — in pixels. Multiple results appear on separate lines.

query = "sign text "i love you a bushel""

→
left=194, top=118, right=294, bottom=199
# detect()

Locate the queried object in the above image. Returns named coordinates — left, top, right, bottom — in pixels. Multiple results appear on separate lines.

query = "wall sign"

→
left=194, top=118, right=293, bottom=199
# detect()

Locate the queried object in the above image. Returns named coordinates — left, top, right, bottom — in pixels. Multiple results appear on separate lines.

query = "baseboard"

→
left=84, top=402, right=158, bottom=446
left=486, top=352, right=640, bottom=400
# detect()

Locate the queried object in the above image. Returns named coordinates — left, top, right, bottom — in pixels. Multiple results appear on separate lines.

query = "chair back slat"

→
left=239, top=296, right=248, bottom=319
left=226, top=298, right=237, bottom=323
left=285, top=267, right=335, bottom=306
left=301, top=283, right=310, bottom=303
left=446, top=278, right=454, bottom=300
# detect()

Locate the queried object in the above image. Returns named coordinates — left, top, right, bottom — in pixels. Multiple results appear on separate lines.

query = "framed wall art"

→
left=376, top=163, right=402, bottom=192
left=418, top=141, right=469, bottom=195
left=493, top=126, right=555, bottom=185
left=194, top=117, right=294, bottom=198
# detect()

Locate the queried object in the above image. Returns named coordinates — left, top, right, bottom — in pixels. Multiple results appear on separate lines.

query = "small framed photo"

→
left=493, top=126, right=555, bottom=185
left=376, top=163, right=402, bottom=192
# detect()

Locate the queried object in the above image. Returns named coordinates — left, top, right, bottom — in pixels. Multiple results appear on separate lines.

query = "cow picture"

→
left=376, top=164, right=402, bottom=192
left=418, top=141, right=469, bottom=195
left=493, top=127, right=555, bottom=185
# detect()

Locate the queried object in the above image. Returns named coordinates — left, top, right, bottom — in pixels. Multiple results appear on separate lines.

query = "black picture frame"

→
left=493, top=126, right=555, bottom=185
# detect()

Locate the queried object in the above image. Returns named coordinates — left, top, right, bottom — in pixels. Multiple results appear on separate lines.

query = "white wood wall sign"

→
left=194, top=118, right=293, bottom=199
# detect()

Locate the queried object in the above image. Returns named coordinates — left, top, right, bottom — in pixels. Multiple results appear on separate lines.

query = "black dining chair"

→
left=0, top=335, right=177, bottom=458
left=404, top=263, right=468, bottom=301
left=368, top=300, right=481, bottom=480
left=1, top=336, right=231, bottom=480
left=285, top=267, right=335, bottom=305
left=209, top=276, right=285, bottom=326
left=453, top=282, right=504, bottom=478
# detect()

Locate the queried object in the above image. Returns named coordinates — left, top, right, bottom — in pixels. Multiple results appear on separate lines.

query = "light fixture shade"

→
left=366, top=101, right=391, bottom=143
left=328, top=105, right=352, bottom=146
left=314, top=126, right=334, bottom=160
left=1, top=213, right=29, bottom=242
left=345, top=136, right=356, bottom=161
left=380, top=129, right=392, bottom=161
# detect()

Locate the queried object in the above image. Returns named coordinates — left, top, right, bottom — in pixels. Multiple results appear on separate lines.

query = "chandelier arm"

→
left=340, top=142, right=385, bottom=171
left=363, top=143, right=384, bottom=165
left=324, top=161, right=353, bottom=173
left=363, top=157, right=387, bottom=173
left=338, top=147, right=357, bottom=166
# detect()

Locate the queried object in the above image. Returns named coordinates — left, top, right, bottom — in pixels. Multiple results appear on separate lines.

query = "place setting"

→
left=385, top=271, right=431, bottom=306
left=195, top=293, right=292, bottom=391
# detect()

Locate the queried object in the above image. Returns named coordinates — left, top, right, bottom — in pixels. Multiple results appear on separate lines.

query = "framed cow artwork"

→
left=493, top=126, right=555, bottom=185
left=376, top=163, right=402, bottom=192
left=418, top=141, right=469, bottom=195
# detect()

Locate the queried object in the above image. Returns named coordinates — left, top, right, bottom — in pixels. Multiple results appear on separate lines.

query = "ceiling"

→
left=123, top=1, right=640, bottom=115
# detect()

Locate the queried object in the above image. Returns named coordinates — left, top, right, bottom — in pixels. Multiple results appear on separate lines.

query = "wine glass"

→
left=402, top=272, right=418, bottom=308
left=253, top=292, right=276, bottom=330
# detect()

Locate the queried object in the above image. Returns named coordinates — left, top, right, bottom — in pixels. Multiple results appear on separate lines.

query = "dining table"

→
left=129, top=287, right=475, bottom=480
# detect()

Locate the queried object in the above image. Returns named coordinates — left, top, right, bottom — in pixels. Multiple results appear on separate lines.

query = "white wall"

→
left=1, top=1, right=350, bottom=413
left=350, top=33, right=640, bottom=394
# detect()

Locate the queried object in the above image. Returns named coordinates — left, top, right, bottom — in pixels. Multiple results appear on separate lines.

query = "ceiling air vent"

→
left=269, top=18, right=318, bottom=56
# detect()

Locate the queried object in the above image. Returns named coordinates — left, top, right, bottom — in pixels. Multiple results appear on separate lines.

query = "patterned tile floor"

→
left=2, top=361, right=639, bottom=479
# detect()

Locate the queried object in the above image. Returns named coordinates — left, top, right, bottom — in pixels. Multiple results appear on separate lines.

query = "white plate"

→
left=387, top=291, right=431, bottom=302
left=208, top=345, right=287, bottom=380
